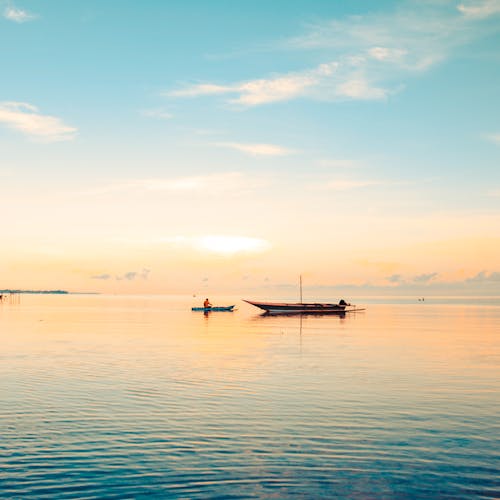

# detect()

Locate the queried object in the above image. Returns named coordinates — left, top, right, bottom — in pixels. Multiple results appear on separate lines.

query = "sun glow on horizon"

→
left=196, top=235, right=271, bottom=255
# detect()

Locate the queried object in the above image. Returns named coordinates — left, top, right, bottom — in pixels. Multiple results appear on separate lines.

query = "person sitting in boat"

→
left=203, top=298, right=212, bottom=308
left=339, top=299, right=350, bottom=306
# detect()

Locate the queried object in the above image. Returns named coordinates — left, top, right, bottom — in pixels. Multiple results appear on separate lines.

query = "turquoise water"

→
left=1, top=295, right=499, bottom=498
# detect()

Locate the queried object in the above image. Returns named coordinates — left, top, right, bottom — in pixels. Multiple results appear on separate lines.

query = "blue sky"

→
left=1, top=0, right=499, bottom=294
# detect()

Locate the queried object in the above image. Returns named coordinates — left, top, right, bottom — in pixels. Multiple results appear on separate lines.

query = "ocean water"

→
left=1, top=294, right=499, bottom=499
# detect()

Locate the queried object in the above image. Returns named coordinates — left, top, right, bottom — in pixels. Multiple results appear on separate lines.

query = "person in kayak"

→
left=203, top=298, right=212, bottom=308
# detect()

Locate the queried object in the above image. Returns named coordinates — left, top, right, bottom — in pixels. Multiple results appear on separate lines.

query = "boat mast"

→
left=300, top=275, right=303, bottom=304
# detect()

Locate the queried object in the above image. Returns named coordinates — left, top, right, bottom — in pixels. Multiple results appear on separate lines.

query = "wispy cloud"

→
left=485, top=132, right=500, bottom=144
left=213, top=141, right=296, bottom=156
left=169, top=1, right=499, bottom=107
left=318, top=179, right=384, bottom=191
left=170, top=61, right=387, bottom=106
left=83, top=172, right=263, bottom=196
left=0, top=102, right=76, bottom=142
left=91, top=269, right=151, bottom=281
left=385, top=272, right=439, bottom=285
left=386, top=274, right=405, bottom=284
left=458, top=0, right=500, bottom=19
left=413, top=272, right=438, bottom=283
left=3, top=5, right=35, bottom=22
left=465, top=270, right=500, bottom=282
left=170, top=83, right=234, bottom=98
left=161, top=235, right=271, bottom=256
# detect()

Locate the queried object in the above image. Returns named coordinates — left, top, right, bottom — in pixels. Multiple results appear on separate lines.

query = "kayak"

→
left=191, top=305, right=235, bottom=312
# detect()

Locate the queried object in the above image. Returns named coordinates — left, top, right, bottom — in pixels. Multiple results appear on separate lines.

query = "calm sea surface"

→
left=1, top=294, right=499, bottom=499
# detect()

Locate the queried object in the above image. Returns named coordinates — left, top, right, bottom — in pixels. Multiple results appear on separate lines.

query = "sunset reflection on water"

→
left=1, top=294, right=499, bottom=498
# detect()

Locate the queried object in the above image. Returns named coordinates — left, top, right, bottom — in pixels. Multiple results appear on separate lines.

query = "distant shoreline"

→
left=1, top=290, right=69, bottom=294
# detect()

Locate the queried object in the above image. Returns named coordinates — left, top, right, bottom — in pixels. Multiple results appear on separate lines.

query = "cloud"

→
left=91, top=268, right=150, bottom=281
left=458, top=0, right=500, bottom=19
left=335, top=79, right=387, bottom=100
left=170, top=83, right=234, bottom=97
left=91, top=274, right=112, bottom=280
left=162, top=235, right=271, bottom=256
left=387, top=274, right=405, bottom=284
left=288, top=4, right=481, bottom=70
left=214, top=142, right=295, bottom=156
left=83, top=172, right=267, bottom=198
left=170, top=60, right=387, bottom=106
left=3, top=5, right=35, bottom=22
left=0, top=102, right=76, bottom=142
left=485, top=132, right=500, bottom=144
left=466, top=270, right=500, bottom=282
left=232, top=74, right=319, bottom=105
left=318, top=179, right=384, bottom=190
left=169, top=1, right=498, bottom=107
left=368, top=47, right=408, bottom=62
left=413, top=272, right=438, bottom=283
left=384, top=272, right=437, bottom=286
left=169, top=74, right=317, bottom=105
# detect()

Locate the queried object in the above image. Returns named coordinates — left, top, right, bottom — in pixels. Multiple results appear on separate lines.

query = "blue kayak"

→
left=191, top=305, right=235, bottom=312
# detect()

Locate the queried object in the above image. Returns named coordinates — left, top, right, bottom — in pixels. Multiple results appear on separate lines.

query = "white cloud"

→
left=162, top=235, right=271, bottom=255
left=233, top=74, right=317, bottom=106
left=486, top=132, right=500, bottom=144
left=335, top=79, right=387, bottom=100
left=458, top=0, right=500, bottom=19
left=169, top=60, right=387, bottom=106
left=0, top=102, right=76, bottom=142
left=214, top=142, right=295, bottom=156
left=3, top=5, right=35, bottom=22
left=320, top=179, right=383, bottom=191
left=169, top=73, right=317, bottom=106
left=368, top=46, right=408, bottom=62
left=288, top=6, right=473, bottom=68
left=169, top=1, right=498, bottom=107
left=83, top=172, right=262, bottom=196
left=169, top=83, right=234, bottom=97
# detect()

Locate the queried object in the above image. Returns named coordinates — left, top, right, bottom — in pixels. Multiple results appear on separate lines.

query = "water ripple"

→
left=1, top=296, right=499, bottom=498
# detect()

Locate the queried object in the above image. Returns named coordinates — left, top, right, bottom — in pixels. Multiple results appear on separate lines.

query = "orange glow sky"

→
left=1, top=1, right=499, bottom=295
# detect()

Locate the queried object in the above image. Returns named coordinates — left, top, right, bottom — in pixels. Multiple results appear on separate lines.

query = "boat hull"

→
left=243, top=300, right=348, bottom=314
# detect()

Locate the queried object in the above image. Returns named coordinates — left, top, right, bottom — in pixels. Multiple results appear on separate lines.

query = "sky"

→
left=1, top=0, right=499, bottom=296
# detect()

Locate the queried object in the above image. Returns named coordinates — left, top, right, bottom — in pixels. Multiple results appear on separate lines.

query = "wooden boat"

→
left=243, top=299, right=353, bottom=314
left=244, top=276, right=363, bottom=315
left=191, top=305, right=235, bottom=312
